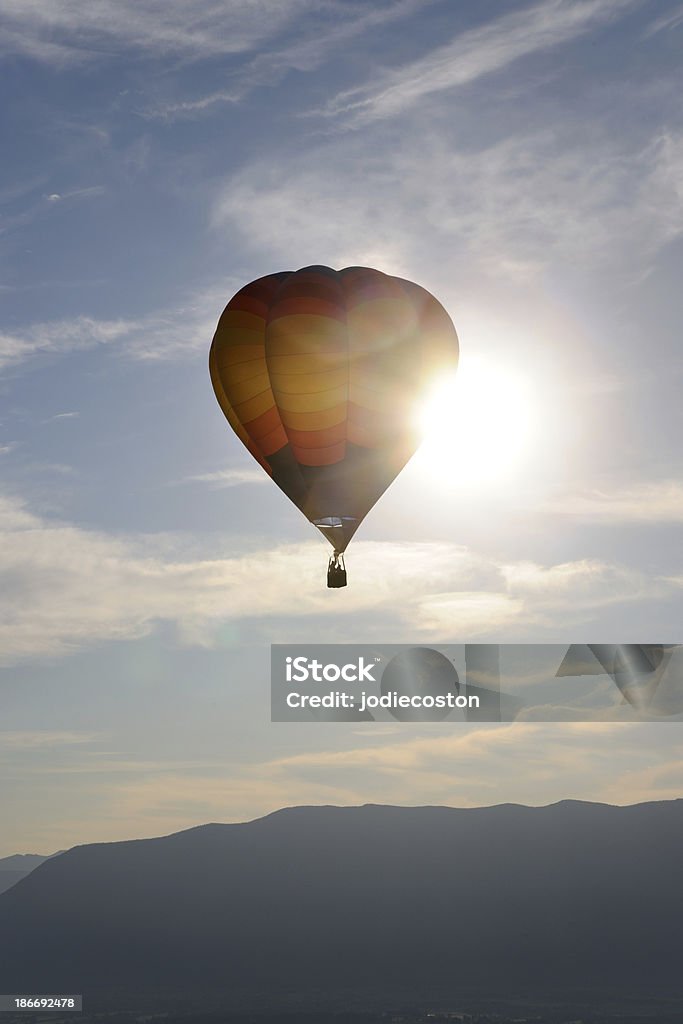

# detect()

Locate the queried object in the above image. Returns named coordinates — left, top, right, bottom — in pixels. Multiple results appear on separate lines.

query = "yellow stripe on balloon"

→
left=272, top=370, right=348, bottom=395
left=283, top=404, right=346, bottom=430
left=275, top=384, right=348, bottom=414
left=233, top=388, right=277, bottom=422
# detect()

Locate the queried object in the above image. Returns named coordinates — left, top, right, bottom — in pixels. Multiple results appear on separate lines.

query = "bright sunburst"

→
left=415, top=356, right=537, bottom=486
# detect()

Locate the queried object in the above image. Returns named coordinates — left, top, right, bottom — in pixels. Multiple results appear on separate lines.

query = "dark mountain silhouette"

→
left=0, top=852, right=55, bottom=895
left=0, top=801, right=681, bottom=1007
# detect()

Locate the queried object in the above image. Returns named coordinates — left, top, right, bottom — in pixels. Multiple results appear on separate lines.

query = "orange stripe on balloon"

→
left=292, top=441, right=346, bottom=466
left=258, top=425, right=289, bottom=456
left=286, top=420, right=347, bottom=449
left=243, top=404, right=283, bottom=440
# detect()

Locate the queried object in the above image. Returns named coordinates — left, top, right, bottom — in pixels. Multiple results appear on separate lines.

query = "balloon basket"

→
left=327, top=553, right=347, bottom=589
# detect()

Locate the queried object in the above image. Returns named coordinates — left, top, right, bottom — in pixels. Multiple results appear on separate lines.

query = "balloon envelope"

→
left=209, top=265, right=458, bottom=551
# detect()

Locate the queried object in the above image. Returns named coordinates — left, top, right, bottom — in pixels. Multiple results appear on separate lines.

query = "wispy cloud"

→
left=541, top=480, right=683, bottom=523
left=599, top=756, right=683, bottom=803
left=29, top=462, right=77, bottom=476
left=500, top=559, right=664, bottom=609
left=147, top=0, right=433, bottom=119
left=321, top=0, right=641, bottom=126
left=0, top=184, right=106, bottom=238
left=1, top=493, right=679, bottom=666
left=265, top=721, right=683, bottom=808
left=43, top=186, right=105, bottom=203
left=0, top=282, right=233, bottom=370
left=183, top=467, right=269, bottom=488
left=412, top=592, right=525, bottom=639
left=0, top=316, right=136, bottom=370
left=414, top=559, right=670, bottom=639
left=644, top=3, right=683, bottom=36
left=0, top=0, right=327, bottom=65
left=0, top=730, right=100, bottom=750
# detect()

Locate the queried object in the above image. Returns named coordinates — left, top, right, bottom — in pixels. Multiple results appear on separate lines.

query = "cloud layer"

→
left=213, top=127, right=683, bottom=287
left=1, top=493, right=679, bottom=665
left=3, top=720, right=682, bottom=854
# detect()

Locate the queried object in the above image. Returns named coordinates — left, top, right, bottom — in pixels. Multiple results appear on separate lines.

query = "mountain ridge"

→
left=9, top=795, right=678, bottom=856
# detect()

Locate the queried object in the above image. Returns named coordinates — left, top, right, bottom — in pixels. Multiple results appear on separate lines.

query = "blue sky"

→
left=1, top=0, right=682, bottom=856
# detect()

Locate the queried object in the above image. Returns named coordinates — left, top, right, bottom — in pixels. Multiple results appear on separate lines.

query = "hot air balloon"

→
left=209, top=265, right=458, bottom=587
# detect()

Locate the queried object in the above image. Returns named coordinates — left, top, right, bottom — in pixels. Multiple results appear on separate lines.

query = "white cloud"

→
left=321, top=0, right=641, bottom=126
left=1, top=493, right=679, bottom=665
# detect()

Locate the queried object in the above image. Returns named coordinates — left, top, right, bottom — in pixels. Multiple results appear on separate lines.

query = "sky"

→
left=1, top=0, right=682, bottom=857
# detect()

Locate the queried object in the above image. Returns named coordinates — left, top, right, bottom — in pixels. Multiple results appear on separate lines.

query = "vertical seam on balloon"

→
left=394, top=273, right=424, bottom=402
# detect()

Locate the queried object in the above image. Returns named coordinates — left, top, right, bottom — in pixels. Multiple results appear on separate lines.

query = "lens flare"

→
left=416, top=357, right=537, bottom=486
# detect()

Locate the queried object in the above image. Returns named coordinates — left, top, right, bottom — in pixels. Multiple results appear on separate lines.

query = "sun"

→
left=415, top=356, right=537, bottom=486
